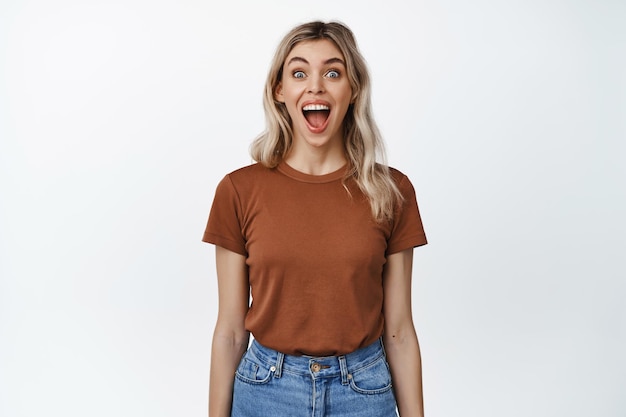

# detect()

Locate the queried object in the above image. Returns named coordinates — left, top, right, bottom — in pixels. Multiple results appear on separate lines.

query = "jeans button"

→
left=311, top=363, right=321, bottom=372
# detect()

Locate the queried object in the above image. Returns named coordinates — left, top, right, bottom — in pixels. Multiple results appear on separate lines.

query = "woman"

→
left=203, top=20, right=427, bottom=417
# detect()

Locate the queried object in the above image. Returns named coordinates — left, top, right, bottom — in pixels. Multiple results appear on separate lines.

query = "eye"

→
left=325, top=69, right=340, bottom=78
left=293, top=71, right=306, bottom=79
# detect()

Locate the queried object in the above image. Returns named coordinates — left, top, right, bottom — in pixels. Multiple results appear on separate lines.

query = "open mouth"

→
left=302, top=104, right=330, bottom=130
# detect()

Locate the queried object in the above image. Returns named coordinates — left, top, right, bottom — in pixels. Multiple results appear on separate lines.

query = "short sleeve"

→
left=386, top=174, right=428, bottom=255
left=202, top=174, right=247, bottom=256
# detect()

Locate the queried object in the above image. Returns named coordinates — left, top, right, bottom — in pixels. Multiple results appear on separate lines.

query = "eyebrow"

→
left=286, top=56, right=346, bottom=66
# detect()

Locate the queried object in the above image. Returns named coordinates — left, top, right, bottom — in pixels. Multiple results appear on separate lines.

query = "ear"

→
left=274, top=83, right=285, bottom=103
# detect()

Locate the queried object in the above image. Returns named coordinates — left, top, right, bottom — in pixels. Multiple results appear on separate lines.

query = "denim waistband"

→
left=246, top=338, right=386, bottom=384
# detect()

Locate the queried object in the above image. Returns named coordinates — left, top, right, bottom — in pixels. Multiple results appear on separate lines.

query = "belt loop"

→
left=274, top=351, right=284, bottom=378
left=379, top=337, right=387, bottom=358
left=339, top=356, right=349, bottom=385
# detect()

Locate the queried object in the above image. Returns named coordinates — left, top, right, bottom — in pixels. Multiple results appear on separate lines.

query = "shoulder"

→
left=215, top=163, right=279, bottom=199
left=383, top=165, right=412, bottom=188
left=383, top=166, right=419, bottom=203
left=220, top=162, right=275, bottom=184
left=387, top=166, right=407, bottom=180
left=375, top=163, right=408, bottom=180
left=225, top=162, right=268, bottom=178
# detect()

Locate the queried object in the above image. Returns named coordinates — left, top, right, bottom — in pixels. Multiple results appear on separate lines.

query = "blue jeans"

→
left=231, top=338, right=398, bottom=417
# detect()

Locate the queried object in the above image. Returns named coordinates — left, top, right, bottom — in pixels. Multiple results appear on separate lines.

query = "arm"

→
left=209, top=246, right=250, bottom=417
left=382, top=248, right=425, bottom=417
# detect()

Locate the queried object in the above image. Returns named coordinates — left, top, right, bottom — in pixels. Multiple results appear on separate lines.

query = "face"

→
left=275, top=39, right=353, bottom=151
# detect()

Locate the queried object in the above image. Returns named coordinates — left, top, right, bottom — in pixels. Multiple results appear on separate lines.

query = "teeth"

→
left=303, top=104, right=330, bottom=111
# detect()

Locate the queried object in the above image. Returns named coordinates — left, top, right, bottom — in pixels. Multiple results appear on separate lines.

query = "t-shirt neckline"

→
left=276, top=161, right=348, bottom=184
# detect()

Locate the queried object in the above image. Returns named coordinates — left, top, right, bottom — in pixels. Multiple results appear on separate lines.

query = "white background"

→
left=1, top=0, right=624, bottom=416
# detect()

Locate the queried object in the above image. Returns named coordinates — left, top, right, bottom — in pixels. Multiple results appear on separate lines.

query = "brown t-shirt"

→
left=203, top=162, right=427, bottom=356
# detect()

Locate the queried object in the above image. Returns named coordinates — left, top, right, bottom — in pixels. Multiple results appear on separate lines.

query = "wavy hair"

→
left=250, top=20, right=403, bottom=222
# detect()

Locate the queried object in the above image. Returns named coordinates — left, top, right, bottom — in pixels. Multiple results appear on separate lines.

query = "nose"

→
left=307, top=74, right=324, bottom=94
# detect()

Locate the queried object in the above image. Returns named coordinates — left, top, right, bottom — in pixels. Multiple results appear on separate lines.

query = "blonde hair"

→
left=250, top=21, right=403, bottom=222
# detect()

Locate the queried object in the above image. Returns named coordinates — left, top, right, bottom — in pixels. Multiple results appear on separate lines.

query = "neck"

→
left=284, top=147, right=347, bottom=176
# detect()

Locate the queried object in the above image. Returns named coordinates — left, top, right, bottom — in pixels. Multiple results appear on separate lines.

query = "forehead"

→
left=284, top=39, right=345, bottom=64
